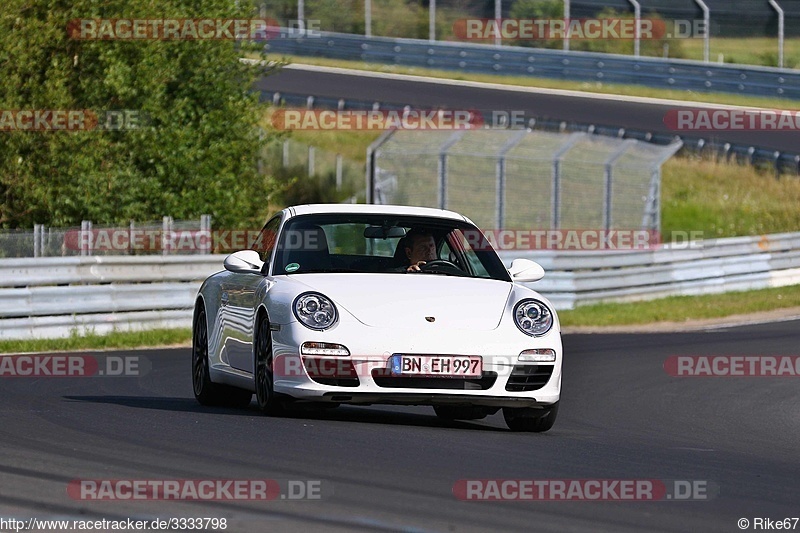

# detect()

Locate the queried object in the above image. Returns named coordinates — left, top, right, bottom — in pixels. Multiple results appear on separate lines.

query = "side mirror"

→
left=224, top=250, right=264, bottom=274
left=508, top=258, right=545, bottom=282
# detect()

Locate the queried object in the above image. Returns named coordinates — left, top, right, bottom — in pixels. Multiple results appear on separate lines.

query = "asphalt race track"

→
left=256, top=67, right=800, bottom=154
left=1, top=320, right=798, bottom=532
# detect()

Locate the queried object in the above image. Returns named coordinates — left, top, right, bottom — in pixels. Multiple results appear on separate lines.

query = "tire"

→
left=503, top=402, right=559, bottom=432
left=433, top=405, right=489, bottom=421
left=192, top=305, right=253, bottom=408
left=254, top=312, right=286, bottom=416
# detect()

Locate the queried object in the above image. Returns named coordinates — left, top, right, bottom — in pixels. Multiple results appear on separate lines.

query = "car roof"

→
left=286, top=204, right=471, bottom=223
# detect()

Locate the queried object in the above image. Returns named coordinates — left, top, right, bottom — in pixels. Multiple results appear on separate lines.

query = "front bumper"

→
left=270, top=320, right=562, bottom=406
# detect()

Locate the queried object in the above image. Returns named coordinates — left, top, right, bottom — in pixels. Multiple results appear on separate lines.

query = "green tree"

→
left=0, top=0, right=274, bottom=228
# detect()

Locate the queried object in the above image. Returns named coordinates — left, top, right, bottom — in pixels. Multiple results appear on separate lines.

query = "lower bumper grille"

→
left=303, top=357, right=360, bottom=387
left=371, top=369, right=498, bottom=390
left=505, top=364, right=554, bottom=392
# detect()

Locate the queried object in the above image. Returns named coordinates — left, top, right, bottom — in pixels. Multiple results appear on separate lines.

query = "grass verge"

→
left=661, top=155, right=800, bottom=239
left=0, top=328, right=192, bottom=354
left=559, top=284, right=800, bottom=327
left=680, top=37, right=800, bottom=69
left=259, top=53, right=800, bottom=110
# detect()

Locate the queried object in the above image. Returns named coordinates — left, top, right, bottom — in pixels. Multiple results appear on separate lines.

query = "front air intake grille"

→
left=303, top=357, right=360, bottom=387
left=505, top=365, right=554, bottom=392
left=371, top=369, right=498, bottom=390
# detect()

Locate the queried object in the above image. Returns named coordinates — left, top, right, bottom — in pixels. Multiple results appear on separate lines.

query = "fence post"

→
left=365, top=0, right=372, bottom=37
left=365, top=128, right=396, bottom=204
left=628, top=0, right=641, bottom=57
left=297, top=0, right=304, bottom=32
left=200, top=214, right=212, bottom=254
left=438, top=131, right=466, bottom=210
left=644, top=140, right=683, bottom=233
left=768, top=0, right=785, bottom=68
left=429, top=0, right=436, bottom=42
left=282, top=140, right=289, bottom=167
left=604, top=141, right=635, bottom=232
left=496, top=130, right=528, bottom=229
left=694, top=0, right=710, bottom=63
left=494, top=0, right=502, bottom=48
left=33, top=224, right=42, bottom=258
left=162, top=216, right=173, bottom=256
left=80, top=220, right=93, bottom=256
left=551, top=133, right=584, bottom=229
left=335, top=154, right=343, bottom=190
left=129, top=220, right=135, bottom=255
left=563, top=0, right=570, bottom=51
left=308, top=145, right=315, bottom=176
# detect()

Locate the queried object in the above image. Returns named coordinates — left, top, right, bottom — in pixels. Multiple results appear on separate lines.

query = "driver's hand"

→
left=406, top=261, right=426, bottom=272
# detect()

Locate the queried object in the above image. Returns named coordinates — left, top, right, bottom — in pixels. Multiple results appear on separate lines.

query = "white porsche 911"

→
left=192, top=204, right=562, bottom=432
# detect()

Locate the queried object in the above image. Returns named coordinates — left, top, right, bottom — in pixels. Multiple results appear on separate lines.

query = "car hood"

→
left=291, top=274, right=512, bottom=330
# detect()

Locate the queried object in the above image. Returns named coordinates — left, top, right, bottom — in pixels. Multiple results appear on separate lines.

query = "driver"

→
left=402, top=229, right=437, bottom=272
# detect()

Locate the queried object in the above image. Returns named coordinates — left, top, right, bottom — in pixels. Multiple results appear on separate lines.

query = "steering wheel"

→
left=420, top=259, right=464, bottom=275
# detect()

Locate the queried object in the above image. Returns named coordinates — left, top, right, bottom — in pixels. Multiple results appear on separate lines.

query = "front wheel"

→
left=503, top=402, right=559, bottom=432
left=255, top=313, right=286, bottom=416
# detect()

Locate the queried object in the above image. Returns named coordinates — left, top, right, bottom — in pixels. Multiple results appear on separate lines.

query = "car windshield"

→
left=272, top=214, right=511, bottom=282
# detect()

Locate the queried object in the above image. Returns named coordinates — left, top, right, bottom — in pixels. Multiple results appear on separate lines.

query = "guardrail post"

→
left=282, top=140, right=289, bottom=167
left=308, top=145, right=315, bottom=176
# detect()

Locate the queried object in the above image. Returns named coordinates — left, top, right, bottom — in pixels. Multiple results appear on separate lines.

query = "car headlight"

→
left=513, top=299, right=553, bottom=336
left=293, top=292, right=338, bottom=330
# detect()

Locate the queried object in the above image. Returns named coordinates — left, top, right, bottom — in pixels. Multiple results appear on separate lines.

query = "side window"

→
left=252, top=216, right=281, bottom=264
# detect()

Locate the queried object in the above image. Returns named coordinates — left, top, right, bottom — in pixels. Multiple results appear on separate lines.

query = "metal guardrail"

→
left=503, top=232, right=800, bottom=309
left=265, top=31, right=800, bottom=99
left=1, top=232, right=799, bottom=339
left=0, top=256, right=222, bottom=340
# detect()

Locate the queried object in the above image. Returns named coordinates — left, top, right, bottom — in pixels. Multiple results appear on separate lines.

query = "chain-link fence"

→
left=0, top=216, right=211, bottom=258
left=262, top=138, right=365, bottom=203
left=368, top=129, right=682, bottom=232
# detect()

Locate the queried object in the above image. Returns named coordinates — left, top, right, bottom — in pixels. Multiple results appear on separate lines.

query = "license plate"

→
left=389, top=355, right=482, bottom=377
